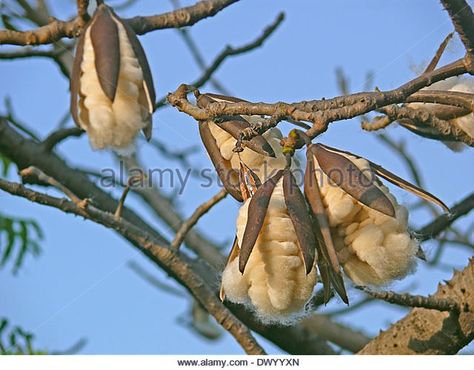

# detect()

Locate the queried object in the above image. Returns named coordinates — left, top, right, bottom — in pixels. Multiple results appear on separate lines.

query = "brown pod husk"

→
left=318, top=143, right=450, bottom=213
left=199, top=121, right=242, bottom=201
left=216, top=119, right=275, bottom=157
left=220, top=237, right=240, bottom=301
left=196, top=93, right=275, bottom=157
left=369, top=161, right=450, bottom=213
left=89, top=6, right=120, bottom=102
left=239, top=170, right=284, bottom=273
left=197, top=93, right=247, bottom=106
left=70, top=29, right=86, bottom=129
left=311, top=144, right=396, bottom=217
left=282, top=168, right=316, bottom=275
left=119, top=12, right=156, bottom=139
left=239, top=162, right=261, bottom=201
left=305, top=152, right=348, bottom=303
left=70, top=4, right=155, bottom=140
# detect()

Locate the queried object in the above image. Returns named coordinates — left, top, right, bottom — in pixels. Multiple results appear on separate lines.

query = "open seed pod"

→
left=197, top=93, right=288, bottom=201
left=305, top=143, right=449, bottom=287
left=220, top=163, right=318, bottom=324
left=70, top=3, right=155, bottom=154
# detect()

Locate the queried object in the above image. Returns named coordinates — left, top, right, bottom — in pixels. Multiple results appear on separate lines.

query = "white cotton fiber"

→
left=78, top=20, right=150, bottom=153
left=312, top=151, right=418, bottom=286
left=221, top=179, right=317, bottom=324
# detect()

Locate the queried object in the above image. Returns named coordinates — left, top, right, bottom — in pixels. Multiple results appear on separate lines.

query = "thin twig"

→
left=19, top=166, right=83, bottom=205
left=424, top=33, right=454, bottom=73
left=171, top=188, right=228, bottom=249
left=127, top=260, right=186, bottom=297
left=41, top=127, right=83, bottom=152
left=376, top=133, right=424, bottom=187
left=417, top=192, right=474, bottom=241
left=358, top=287, right=460, bottom=312
left=170, top=0, right=231, bottom=95
left=156, top=12, right=285, bottom=109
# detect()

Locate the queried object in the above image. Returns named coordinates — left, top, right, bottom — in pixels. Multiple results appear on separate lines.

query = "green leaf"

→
left=0, top=213, right=43, bottom=273
left=0, top=218, right=15, bottom=267
left=0, top=155, right=12, bottom=177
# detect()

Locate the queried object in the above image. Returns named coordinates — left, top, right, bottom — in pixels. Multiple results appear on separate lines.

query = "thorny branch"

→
left=358, top=287, right=460, bottom=313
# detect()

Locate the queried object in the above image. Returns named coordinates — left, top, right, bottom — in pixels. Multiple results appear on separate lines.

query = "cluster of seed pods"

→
left=197, top=93, right=449, bottom=323
left=70, top=3, right=155, bottom=155
left=67, top=4, right=452, bottom=324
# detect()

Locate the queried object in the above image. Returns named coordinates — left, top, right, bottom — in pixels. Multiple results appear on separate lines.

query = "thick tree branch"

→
left=359, top=259, right=474, bottom=354
left=119, top=155, right=226, bottom=270
left=301, top=315, right=371, bottom=353
left=0, top=0, right=239, bottom=46
left=379, top=104, right=474, bottom=146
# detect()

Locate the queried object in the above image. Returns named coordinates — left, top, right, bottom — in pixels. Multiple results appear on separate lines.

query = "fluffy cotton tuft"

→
left=78, top=20, right=149, bottom=153
left=313, top=153, right=418, bottom=286
left=221, top=179, right=317, bottom=324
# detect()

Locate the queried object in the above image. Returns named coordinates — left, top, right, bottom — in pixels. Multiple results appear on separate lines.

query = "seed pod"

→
left=316, top=143, right=449, bottom=213
left=199, top=121, right=243, bottom=201
left=70, top=3, right=156, bottom=154
left=220, top=171, right=318, bottom=323
left=306, top=143, right=427, bottom=286
left=197, top=93, right=287, bottom=200
left=401, top=76, right=474, bottom=151
left=310, top=144, right=396, bottom=217
left=305, top=152, right=348, bottom=303
left=196, top=94, right=275, bottom=157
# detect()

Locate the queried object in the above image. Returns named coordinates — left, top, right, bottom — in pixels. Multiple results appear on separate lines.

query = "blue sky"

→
left=0, top=0, right=473, bottom=354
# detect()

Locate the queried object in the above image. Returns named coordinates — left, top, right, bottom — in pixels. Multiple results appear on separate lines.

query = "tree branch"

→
left=441, top=0, right=474, bottom=57
left=358, top=287, right=460, bottom=312
left=168, top=55, right=472, bottom=142
left=41, top=127, right=83, bottom=152
left=301, top=315, right=371, bottom=353
left=171, top=188, right=228, bottom=249
left=0, top=0, right=239, bottom=45
left=155, top=11, right=285, bottom=108
left=417, top=191, right=474, bottom=241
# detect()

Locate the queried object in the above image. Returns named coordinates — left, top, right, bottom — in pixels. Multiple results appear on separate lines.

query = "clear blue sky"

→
left=1, top=0, right=473, bottom=354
